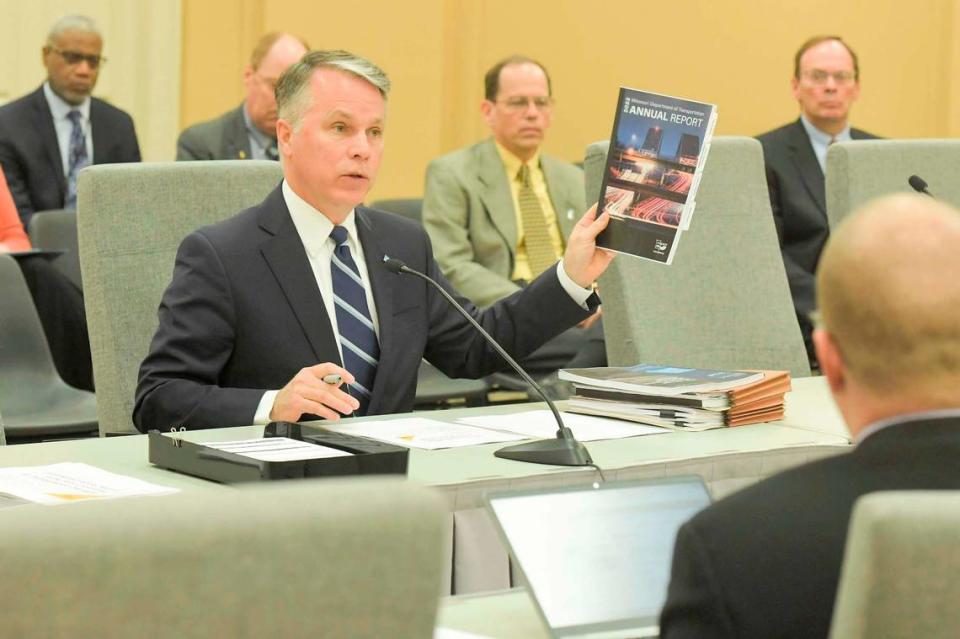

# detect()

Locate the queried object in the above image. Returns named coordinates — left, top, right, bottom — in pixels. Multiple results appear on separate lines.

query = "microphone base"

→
left=494, top=435, right=593, bottom=467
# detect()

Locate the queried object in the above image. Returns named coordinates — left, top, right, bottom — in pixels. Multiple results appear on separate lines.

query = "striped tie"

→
left=329, top=226, right=379, bottom=415
left=517, top=163, right=558, bottom=277
left=65, top=110, right=90, bottom=209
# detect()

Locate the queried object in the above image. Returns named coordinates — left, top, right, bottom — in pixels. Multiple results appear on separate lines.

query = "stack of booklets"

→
left=596, top=87, right=717, bottom=264
left=558, top=364, right=791, bottom=431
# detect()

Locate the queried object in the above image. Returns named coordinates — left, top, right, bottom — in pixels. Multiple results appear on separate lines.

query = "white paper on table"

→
left=200, top=437, right=353, bottom=461
left=457, top=409, right=668, bottom=442
left=0, top=462, right=179, bottom=506
left=322, top=417, right=527, bottom=450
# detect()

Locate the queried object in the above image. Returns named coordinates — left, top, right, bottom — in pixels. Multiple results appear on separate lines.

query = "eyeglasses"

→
left=802, top=70, right=855, bottom=86
left=49, top=47, right=106, bottom=69
left=498, top=96, right=553, bottom=112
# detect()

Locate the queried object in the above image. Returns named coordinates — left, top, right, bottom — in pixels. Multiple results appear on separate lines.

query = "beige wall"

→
left=181, top=0, right=960, bottom=200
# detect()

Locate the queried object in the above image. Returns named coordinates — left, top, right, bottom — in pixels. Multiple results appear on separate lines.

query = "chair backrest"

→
left=0, top=253, right=64, bottom=404
left=26, top=209, right=83, bottom=289
left=371, top=197, right=424, bottom=222
left=829, top=491, right=960, bottom=639
left=826, top=139, right=960, bottom=229
left=0, top=477, right=447, bottom=638
left=77, top=161, right=283, bottom=435
left=0, top=408, right=5, bottom=446
left=585, top=137, right=810, bottom=377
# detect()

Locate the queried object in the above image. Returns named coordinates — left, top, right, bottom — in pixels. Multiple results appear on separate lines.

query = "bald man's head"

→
left=816, top=194, right=960, bottom=404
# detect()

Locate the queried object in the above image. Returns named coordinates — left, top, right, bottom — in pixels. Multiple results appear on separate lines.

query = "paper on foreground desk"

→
left=0, top=376, right=848, bottom=594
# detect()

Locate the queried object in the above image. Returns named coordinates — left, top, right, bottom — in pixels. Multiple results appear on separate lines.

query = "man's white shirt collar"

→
left=282, top=180, right=359, bottom=255
left=800, top=114, right=851, bottom=173
left=43, top=81, right=91, bottom=122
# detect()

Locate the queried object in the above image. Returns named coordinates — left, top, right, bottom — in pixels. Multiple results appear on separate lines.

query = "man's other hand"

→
left=562, top=204, right=615, bottom=288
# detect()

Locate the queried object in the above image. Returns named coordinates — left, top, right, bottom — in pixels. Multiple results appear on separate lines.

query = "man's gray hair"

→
left=276, top=49, right=390, bottom=129
left=48, top=15, right=100, bottom=44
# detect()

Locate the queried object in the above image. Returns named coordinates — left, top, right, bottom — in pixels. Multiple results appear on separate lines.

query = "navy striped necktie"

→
left=65, top=109, right=89, bottom=209
left=329, top=225, right=379, bottom=415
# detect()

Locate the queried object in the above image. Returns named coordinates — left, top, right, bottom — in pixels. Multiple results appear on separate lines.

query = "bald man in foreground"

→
left=658, top=194, right=960, bottom=639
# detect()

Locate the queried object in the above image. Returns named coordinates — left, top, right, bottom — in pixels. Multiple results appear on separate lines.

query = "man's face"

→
left=277, top=68, right=385, bottom=221
left=244, top=36, right=308, bottom=136
left=481, top=62, right=552, bottom=161
left=791, top=39, right=860, bottom=128
left=42, top=29, right=103, bottom=105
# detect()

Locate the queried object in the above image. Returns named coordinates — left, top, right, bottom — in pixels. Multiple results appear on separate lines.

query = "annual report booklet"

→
left=596, top=87, right=717, bottom=264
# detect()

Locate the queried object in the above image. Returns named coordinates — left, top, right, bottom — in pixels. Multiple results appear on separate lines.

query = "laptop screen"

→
left=486, top=476, right=710, bottom=636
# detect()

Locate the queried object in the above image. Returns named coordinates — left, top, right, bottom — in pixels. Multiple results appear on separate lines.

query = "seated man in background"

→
left=176, top=32, right=308, bottom=161
left=422, top=55, right=605, bottom=387
left=134, top=50, right=613, bottom=433
left=0, top=14, right=141, bottom=226
left=659, top=193, right=960, bottom=639
left=757, top=36, right=877, bottom=368
left=0, top=170, right=93, bottom=391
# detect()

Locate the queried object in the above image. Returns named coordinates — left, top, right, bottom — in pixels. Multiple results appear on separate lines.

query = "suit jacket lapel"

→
left=257, top=188, right=341, bottom=364
left=226, top=105, right=253, bottom=160
left=787, top=119, right=827, bottom=217
left=542, top=155, right=578, bottom=241
left=90, top=99, right=112, bottom=164
left=476, top=138, right=519, bottom=249
left=354, top=207, right=394, bottom=416
left=31, top=87, right=67, bottom=196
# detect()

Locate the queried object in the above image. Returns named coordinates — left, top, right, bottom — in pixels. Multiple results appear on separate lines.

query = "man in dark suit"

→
left=0, top=15, right=140, bottom=226
left=659, top=193, right=960, bottom=639
left=134, top=50, right=614, bottom=432
left=176, top=33, right=307, bottom=162
left=757, top=36, right=877, bottom=367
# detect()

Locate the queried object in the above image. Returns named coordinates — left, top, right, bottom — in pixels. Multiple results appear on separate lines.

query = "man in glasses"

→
left=423, top=56, right=605, bottom=391
left=177, top=32, right=308, bottom=162
left=0, top=14, right=140, bottom=225
left=757, top=36, right=878, bottom=370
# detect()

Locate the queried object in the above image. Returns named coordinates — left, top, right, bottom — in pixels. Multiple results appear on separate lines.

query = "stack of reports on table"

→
left=559, top=364, right=791, bottom=431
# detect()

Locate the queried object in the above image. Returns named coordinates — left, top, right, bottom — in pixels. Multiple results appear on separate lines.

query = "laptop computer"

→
left=485, top=475, right=711, bottom=638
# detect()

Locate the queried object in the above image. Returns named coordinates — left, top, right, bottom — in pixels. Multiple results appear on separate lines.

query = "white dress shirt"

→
left=800, top=114, right=851, bottom=174
left=253, top=180, right=594, bottom=423
left=42, top=82, right=94, bottom=175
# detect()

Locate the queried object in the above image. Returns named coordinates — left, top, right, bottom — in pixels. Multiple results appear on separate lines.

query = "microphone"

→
left=383, top=256, right=593, bottom=467
left=908, top=175, right=934, bottom=197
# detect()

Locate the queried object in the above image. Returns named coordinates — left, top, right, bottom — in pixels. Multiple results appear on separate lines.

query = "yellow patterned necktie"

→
left=517, top=163, right=557, bottom=277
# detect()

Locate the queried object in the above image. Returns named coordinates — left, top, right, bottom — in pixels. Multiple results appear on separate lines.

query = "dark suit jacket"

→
left=757, top=119, right=877, bottom=318
left=659, top=416, right=960, bottom=639
left=176, top=104, right=253, bottom=161
left=0, top=86, right=141, bottom=225
left=133, top=185, right=595, bottom=432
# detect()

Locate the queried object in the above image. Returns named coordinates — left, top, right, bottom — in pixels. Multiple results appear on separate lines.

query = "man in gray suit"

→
left=757, top=36, right=877, bottom=368
left=176, top=33, right=307, bottom=161
left=423, top=56, right=604, bottom=381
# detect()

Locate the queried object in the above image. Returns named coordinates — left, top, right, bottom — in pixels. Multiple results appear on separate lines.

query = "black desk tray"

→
left=148, top=421, right=408, bottom=484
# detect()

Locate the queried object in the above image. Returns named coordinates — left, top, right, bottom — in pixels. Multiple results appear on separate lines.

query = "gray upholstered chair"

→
left=0, top=477, right=447, bottom=638
left=0, top=253, right=98, bottom=442
left=77, top=161, right=283, bottom=435
left=829, top=491, right=960, bottom=638
left=0, top=407, right=6, bottom=445
left=371, top=197, right=424, bottom=222
left=826, top=139, right=960, bottom=229
left=26, top=209, right=83, bottom=289
left=584, top=137, right=810, bottom=377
